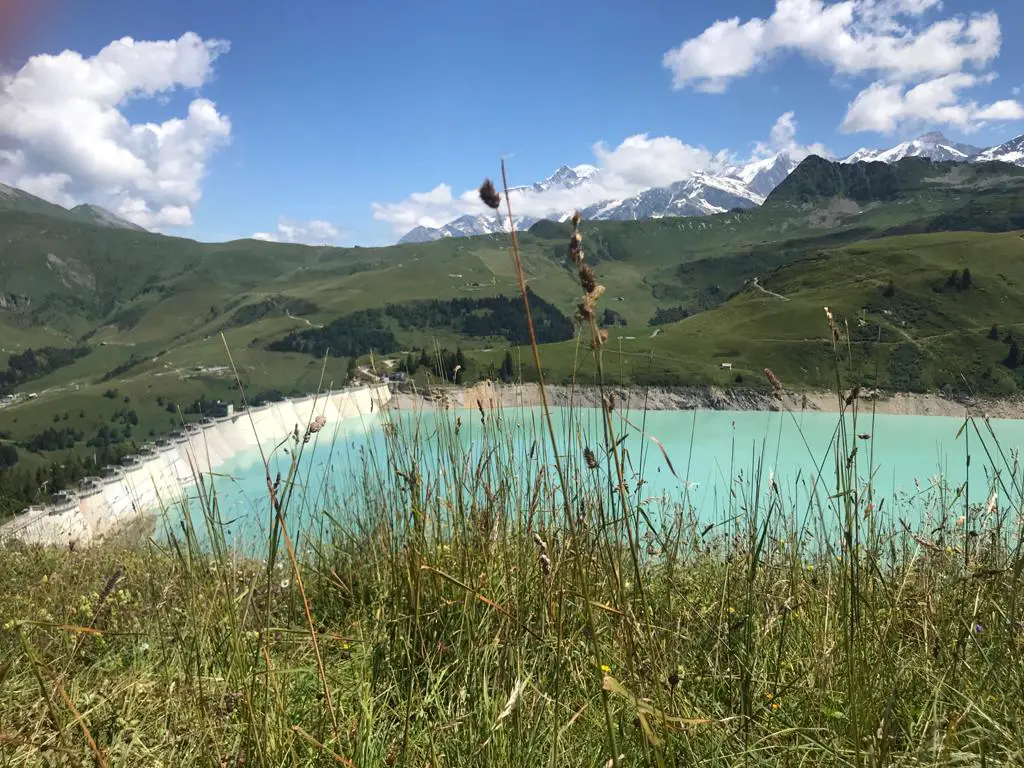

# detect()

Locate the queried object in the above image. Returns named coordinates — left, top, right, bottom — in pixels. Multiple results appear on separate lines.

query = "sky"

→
left=0, top=0, right=1022, bottom=246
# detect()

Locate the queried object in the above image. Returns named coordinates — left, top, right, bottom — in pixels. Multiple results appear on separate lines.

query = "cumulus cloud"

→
left=841, top=72, right=1024, bottom=132
left=752, top=111, right=832, bottom=160
left=663, top=0, right=998, bottom=92
left=252, top=218, right=344, bottom=245
left=371, top=112, right=824, bottom=238
left=0, top=32, right=231, bottom=229
left=663, top=0, right=1022, bottom=134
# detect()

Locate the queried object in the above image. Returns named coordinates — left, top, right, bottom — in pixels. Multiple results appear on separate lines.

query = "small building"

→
left=720, top=362, right=733, bottom=370
left=209, top=401, right=234, bottom=418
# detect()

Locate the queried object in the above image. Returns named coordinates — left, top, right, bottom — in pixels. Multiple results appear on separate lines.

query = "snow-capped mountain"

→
left=519, top=164, right=599, bottom=194
left=974, top=135, right=1024, bottom=166
left=841, top=132, right=982, bottom=164
left=728, top=153, right=801, bottom=197
left=398, top=165, right=592, bottom=244
left=399, top=211, right=540, bottom=244
left=396, top=130, right=1024, bottom=244
left=579, top=170, right=764, bottom=222
left=398, top=158, right=783, bottom=243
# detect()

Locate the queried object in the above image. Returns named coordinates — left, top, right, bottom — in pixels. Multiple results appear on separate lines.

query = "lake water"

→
left=161, top=405, right=1024, bottom=554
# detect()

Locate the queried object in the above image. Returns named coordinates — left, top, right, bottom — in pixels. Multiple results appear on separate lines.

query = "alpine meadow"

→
left=6, top=3, right=1024, bottom=765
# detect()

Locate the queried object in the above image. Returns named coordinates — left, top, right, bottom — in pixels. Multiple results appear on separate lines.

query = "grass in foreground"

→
left=4, top=199, right=1024, bottom=766
left=2, top=359, right=1024, bottom=766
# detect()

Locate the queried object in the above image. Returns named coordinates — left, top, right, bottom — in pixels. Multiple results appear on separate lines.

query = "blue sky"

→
left=1, top=0, right=1022, bottom=245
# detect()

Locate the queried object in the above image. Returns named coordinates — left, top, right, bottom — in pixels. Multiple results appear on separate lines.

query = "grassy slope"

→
left=480, top=231, right=1024, bottom=395
left=2, top=389, right=1023, bottom=765
left=2, top=158, right=1024, bottom=449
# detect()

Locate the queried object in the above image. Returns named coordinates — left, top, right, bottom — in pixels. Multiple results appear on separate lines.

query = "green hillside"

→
left=2, top=155, right=1024, bottom=516
left=532, top=230, right=1024, bottom=396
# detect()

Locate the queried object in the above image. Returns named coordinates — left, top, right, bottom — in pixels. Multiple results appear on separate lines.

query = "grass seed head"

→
left=478, top=179, right=502, bottom=209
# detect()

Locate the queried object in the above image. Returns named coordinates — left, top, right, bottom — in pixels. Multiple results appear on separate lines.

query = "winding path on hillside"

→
left=750, top=277, right=790, bottom=302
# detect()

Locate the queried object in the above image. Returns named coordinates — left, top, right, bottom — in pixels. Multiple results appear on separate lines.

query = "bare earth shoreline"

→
left=388, top=381, right=1024, bottom=420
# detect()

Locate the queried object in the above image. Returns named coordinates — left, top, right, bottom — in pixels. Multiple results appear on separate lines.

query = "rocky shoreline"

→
left=388, top=381, right=1024, bottom=420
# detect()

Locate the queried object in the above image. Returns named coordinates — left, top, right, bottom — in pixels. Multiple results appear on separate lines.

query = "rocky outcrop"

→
left=0, top=293, right=31, bottom=313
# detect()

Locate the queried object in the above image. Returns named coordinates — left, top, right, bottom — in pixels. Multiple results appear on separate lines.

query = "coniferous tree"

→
left=1005, top=338, right=1022, bottom=369
left=499, top=350, right=515, bottom=382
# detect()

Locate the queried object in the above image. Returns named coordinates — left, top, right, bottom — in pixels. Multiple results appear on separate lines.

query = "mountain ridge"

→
left=0, top=183, right=149, bottom=234
left=400, top=131, right=1024, bottom=244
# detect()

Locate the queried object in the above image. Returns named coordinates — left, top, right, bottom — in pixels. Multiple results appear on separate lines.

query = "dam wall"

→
left=0, top=384, right=391, bottom=548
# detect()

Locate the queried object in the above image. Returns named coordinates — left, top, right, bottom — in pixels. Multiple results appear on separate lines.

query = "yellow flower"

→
left=600, top=664, right=611, bottom=674
left=764, top=692, right=774, bottom=701
left=771, top=702, right=781, bottom=711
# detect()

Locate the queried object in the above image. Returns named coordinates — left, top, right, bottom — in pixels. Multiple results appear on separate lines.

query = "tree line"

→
left=0, top=346, right=91, bottom=395
left=268, top=289, right=575, bottom=358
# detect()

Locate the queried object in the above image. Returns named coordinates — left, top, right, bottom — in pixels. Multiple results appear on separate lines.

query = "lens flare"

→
left=0, top=0, right=44, bottom=61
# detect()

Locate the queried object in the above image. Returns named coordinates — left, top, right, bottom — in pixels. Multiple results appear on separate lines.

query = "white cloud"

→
left=592, top=134, right=715, bottom=188
left=663, top=0, right=998, bottom=92
left=841, top=72, right=1024, bottom=132
left=252, top=218, right=344, bottom=245
left=752, top=111, right=832, bottom=160
left=975, top=100, right=1024, bottom=121
left=371, top=112, right=826, bottom=238
left=664, top=0, right=1023, bottom=136
left=0, top=32, right=231, bottom=229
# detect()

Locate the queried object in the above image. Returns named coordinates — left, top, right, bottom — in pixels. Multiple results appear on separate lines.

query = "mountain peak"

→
left=70, top=204, right=148, bottom=232
left=395, top=129, right=1023, bottom=243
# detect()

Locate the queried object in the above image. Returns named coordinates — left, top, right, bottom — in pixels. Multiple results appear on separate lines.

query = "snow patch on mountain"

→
left=396, top=131, right=1024, bottom=244
left=974, top=135, right=1024, bottom=166
left=841, top=132, right=982, bottom=164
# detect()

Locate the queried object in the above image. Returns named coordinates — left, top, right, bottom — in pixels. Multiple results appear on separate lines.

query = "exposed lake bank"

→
left=0, top=384, right=391, bottom=549
left=388, top=381, right=1024, bottom=419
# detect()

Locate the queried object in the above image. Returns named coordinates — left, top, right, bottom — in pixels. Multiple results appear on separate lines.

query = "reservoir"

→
left=162, top=404, right=1021, bottom=555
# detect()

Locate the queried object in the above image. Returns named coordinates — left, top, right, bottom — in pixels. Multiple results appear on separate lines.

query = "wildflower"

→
left=974, top=623, right=984, bottom=635
left=771, top=702, right=781, bottom=711
left=600, top=664, right=611, bottom=674
left=280, top=579, right=291, bottom=589
left=764, top=691, right=774, bottom=701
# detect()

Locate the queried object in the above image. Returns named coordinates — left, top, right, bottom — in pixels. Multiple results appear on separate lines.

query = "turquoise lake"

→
left=162, top=405, right=1024, bottom=554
